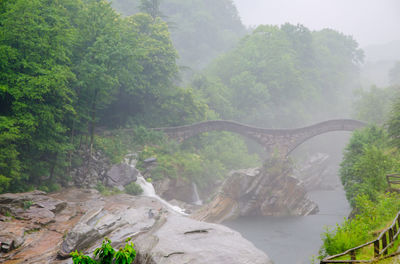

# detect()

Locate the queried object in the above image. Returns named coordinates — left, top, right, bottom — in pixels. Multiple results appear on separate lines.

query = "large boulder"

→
left=134, top=214, right=272, bottom=264
left=105, top=163, right=139, bottom=189
left=193, top=158, right=319, bottom=223
left=71, top=150, right=110, bottom=188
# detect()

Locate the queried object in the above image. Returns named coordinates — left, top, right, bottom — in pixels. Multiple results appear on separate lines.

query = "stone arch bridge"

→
left=154, top=119, right=366, bottom=157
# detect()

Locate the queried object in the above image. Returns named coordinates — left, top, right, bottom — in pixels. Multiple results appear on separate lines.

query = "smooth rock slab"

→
left=134, top=214, right=272, bottom=264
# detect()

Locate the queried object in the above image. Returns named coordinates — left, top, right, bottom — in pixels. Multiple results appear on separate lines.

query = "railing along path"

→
left=321, top=174, right=400, bottom=263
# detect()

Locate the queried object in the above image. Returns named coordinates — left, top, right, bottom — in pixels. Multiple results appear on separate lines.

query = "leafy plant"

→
left=93, top=238, right=115, bottom=264
left=71, top=238, right=136, bottom=264
left=124, top=182, right=143, bottom=196
left=23, top=200, right=33, bottom=210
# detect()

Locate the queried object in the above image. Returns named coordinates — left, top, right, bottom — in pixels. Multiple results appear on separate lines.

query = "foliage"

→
left=124, top=182, right=143, bottom=195
left=340, top=126, right=398, bottom=207
left=353, top=85, right=397, bottom=124
left=94, top=127, right=165, bottom=163
left=0, top=0, right=202, bottom=193
left=320, top=193, right=400, bottom=258
left=71, top=238, right=136, bottom=264
left=199, top=24, right=363, bottom=127
left=111, top=0, right=246, bottom=72
left=0, top=0, right=76, bottom=191
left=95, top=183, right=123, bottom=196
left=137, top=132, right=259, bottom=188
left=139, top=0, right=163, bottom=20
left=387, top=92, right=400, bottom=149
left=22, top=200, right=33, bottom=210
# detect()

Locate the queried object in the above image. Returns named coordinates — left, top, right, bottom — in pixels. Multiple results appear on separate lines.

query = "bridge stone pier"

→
left=154, top=119, right=366, bottom=157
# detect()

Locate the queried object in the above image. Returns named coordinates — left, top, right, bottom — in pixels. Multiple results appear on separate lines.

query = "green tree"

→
left=139, top=0, right=163, bottom=20
left=353, top=85, right=396, bottom=124
left=112, top=0, right=246, bottom=73
left=0, top=0, right=76, bottom=188
left=200, top=24, right=363, bottom=128
left=387, top=92, right=400, bottom=149
left=340, top=126, right=398, bottom=207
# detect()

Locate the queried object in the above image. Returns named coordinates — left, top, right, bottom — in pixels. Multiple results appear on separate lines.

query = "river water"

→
left=224, top=187, right=350, bottom=264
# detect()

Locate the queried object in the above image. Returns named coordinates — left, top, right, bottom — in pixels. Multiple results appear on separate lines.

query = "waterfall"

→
left=135, top=176, right=188, bottom=215
left=124, top=155, right=187, bottom=215
left=192, top=182, right=203, bottom=205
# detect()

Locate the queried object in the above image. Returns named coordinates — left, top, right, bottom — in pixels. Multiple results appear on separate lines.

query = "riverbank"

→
left=0, top=188, right=272, bottom=264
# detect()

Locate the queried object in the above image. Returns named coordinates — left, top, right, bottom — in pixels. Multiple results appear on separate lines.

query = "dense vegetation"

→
left=195, top=24, right=363, bottom=127
left=319, top=67, right=400, bottom=259
left=0, top=0, right=366, bottom=196
left=0, top=0, right=206, bottom=192
left=111, top=0, right=247, bottom=73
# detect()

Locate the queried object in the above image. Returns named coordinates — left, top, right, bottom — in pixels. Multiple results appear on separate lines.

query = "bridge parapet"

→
left=154, top=119, right=366, bottom=156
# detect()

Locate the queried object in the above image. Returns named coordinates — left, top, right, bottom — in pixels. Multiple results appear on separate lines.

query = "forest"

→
left=0, top=0, right=367, bottom=193
left=1, top=0, right=400, bottom=262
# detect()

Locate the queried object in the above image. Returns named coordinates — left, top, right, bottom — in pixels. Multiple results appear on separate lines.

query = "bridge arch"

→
left=154, top=119, right=366, bottom=157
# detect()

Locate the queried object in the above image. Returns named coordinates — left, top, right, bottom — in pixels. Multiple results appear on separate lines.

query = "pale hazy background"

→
left=233, top=0, right=400, bottom=48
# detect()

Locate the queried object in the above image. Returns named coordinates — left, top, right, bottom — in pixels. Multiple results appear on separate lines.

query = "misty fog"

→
left=1, top=0, right=400, bottom=264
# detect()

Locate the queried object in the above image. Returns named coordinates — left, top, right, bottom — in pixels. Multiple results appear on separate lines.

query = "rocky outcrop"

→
left=70, top=150, right=110, bottom=188
left=105, top=163, right=139, bottom=190
left=0, top=190, right=76, bottom=261
left=153, top=177, right=195, bottom=204
left=192, top=158, right=319, bottom=223
left=293, top=153, right=340, bottom=191
left=0, top=189, right=272, bottom=264
left=71, top=150, right=140, bottom=190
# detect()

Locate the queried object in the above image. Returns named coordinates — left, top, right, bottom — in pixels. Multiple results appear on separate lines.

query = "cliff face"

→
left=193, top=158, right=319, bottom=223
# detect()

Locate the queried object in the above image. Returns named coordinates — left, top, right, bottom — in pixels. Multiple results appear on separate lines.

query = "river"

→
left=223, top=187, right=350, bottom=264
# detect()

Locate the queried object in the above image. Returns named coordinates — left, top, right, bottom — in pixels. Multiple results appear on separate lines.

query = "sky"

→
left=233, top=0, right=400, bottom=48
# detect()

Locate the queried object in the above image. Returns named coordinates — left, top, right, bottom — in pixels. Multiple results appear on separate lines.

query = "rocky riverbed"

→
left=0, top=189, right=272, bottom=264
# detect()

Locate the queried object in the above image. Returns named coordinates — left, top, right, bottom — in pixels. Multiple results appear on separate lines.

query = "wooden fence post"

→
left=374, top=240, right=380, bottom=258
left=382, top=233, right=388, bottom=255
left=350, top=250, right=356, bottom=260
left=397, top=216, right=400, bottom=230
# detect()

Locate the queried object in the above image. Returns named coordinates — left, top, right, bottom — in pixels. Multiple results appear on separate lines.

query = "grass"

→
left=324, top=230, right=400, bottom=262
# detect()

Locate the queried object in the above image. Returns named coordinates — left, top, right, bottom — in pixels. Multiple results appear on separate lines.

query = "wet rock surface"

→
left=0, top=189, right=272, bottom=264
left=294, top=153, right=340, bottom=191
left=192, top=158, right=319, bottom=223
left=105, top=163, right=139, bottom=189
left=71, top=150, right=110, bottom=188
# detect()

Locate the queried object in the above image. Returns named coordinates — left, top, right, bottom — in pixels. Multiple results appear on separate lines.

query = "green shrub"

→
left=320, top=193, right=400, bottom=258
left=96, top=183, right=123, bottom=196
left=23, top=200, right=33, bottom=210
left=71, top=238, right=136, bottom=264
left=124, top=182, right=143, bottom=195
left=340, top=126, right=399, bottom=207
left=137, top=132, right=260, bottom=188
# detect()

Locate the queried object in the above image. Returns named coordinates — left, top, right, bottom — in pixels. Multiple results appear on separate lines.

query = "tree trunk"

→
left=89, top=90, right=98, bottom=156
